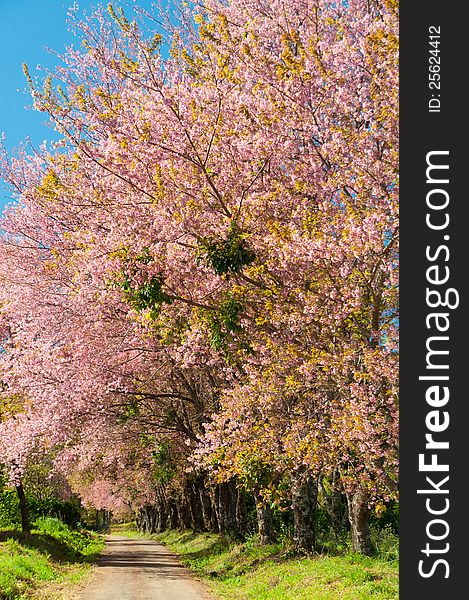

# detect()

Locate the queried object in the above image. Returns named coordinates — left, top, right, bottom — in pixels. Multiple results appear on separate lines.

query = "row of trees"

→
left=0, top=0, right=398, bottom=554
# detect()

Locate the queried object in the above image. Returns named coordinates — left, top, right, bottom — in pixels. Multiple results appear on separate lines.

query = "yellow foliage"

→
left=37, top=169, right=62, bottom=201
left=74, top=84, right=87, bottom=110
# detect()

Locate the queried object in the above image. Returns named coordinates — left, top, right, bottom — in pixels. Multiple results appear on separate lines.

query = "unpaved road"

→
left=78, top=535, right=211, bottom=600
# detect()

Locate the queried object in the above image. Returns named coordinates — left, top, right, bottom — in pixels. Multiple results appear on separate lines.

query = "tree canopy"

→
left=0, top=0, right=398, bottom=554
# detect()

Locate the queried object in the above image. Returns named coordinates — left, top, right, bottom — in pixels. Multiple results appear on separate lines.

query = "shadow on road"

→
left=96, top=537, right=189, bottom=579
left=98, top=557, right=184, bottom=568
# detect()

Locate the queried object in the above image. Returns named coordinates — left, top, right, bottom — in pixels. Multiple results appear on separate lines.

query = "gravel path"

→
left=78, top=535, right=212, bottom=600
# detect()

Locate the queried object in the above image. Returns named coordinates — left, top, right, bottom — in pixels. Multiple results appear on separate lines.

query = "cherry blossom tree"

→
left=0, top=0, right=398, bottom=553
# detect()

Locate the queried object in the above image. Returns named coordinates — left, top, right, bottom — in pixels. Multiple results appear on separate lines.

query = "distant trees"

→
left=0, top=0, right=398, bottom=553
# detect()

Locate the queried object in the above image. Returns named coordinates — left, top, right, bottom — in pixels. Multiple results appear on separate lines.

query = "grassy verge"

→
left=114, top=527, right=398, bottom=600
left=0, top=517, right=104, bottom=600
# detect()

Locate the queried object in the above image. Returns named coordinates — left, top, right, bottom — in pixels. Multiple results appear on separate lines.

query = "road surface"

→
left=77, top=535, right=212, bottom=600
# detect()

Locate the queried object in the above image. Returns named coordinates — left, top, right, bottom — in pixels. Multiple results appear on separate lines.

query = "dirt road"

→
left=78, top=535, right=212, bottom=600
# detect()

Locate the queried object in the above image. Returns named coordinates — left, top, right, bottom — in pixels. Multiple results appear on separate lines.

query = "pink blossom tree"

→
left=0, top=0, right=398, bottom=553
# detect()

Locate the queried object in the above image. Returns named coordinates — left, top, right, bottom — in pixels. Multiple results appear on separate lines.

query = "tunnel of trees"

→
left=0, top=0, right=398, bottom=555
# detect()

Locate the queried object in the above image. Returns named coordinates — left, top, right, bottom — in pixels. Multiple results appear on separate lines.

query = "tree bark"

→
left=188, top=481, right=205, bottom=531
left=214, top=482, right=237, bottom=534
left=168, top=499, right=179, bottom=529
left=177, top=496, right=193, bottom=529
left=198, top=482, right=215, bottom=532
left=138, top=505, right=159, bottom=533
left=155, top=487, right=168, bottom=532
left=255, top=499, right=275, bottom=544
left=16, top=481, right=31, bottom=538
left=235, top=487, right=248, bottom=537
left=320, top=473, right=348, bottom=538
left=210, top=486, right=221, bottom=533
left=346, top=487, right=371, bottom=554
left=291, top=468, right=317, bottom=552
left=222, top=481, right=238, bottom=533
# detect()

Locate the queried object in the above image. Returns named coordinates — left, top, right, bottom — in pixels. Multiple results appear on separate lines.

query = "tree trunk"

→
left=104, top=509, right=111, bottom=532
left=235, top=487, right=248, bottom=537
left=215, top=482, right=237, bottom=534
left=291, top=468, right=317, bottom=552
left=178, top=496, right=192, bottom=529
left=16, top=481, right=31, bottom=538
left=188, top=481, right=205, bottom=531
left=210, top=486, right=221, bottom=533
left=256, top=499, right=275, bottom=544
left=148, top=506, right=157, bottom=533
left=346, top=487, right=371, bottom=554
left=155, top=487, right=168, bottom=532
left=137, top=507, right=146, bottom=533
left=168, top=499, right=179, bottom=529
left=138, top=505, right=158, bottom=533
left=199, top=482, right=215, bottom=532
left=223, top=481, right=238, bottom=533
left=320, top=473, right=348, bottom=539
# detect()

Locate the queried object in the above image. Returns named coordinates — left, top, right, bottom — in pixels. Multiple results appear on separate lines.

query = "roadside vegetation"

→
left=0, top=517, right=103, bottom=600
left=113, top=524, right=399, bottom=600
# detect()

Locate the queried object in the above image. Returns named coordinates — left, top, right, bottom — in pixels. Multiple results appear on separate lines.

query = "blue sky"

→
left=0, top=1, right=91, bottom=210
left=1, top=1, right=87, bottom=153
left=0, top=0, right=158, bottom=211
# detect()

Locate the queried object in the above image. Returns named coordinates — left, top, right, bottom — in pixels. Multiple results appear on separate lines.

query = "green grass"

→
left=0, top=518, right=104, bottom=599
left=117, top=528, right=398, bottom=600
left=0, top=538, right=57, bottom=599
